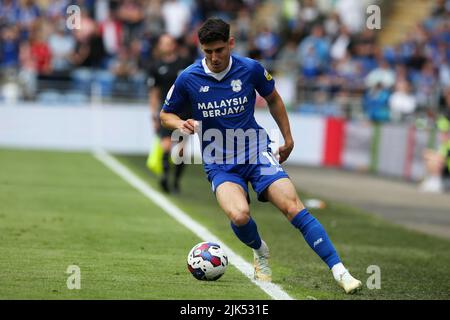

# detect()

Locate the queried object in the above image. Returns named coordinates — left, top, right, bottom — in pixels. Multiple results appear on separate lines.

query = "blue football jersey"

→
left=162, top=54, right=275, bottom=165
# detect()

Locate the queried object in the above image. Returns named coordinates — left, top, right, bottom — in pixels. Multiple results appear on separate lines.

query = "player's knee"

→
left=281, top=198, right=303, bottom=219
left=229, top=208, right=250, bottom=226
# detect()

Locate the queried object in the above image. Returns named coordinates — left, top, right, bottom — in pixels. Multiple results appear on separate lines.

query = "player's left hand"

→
left=180, top=119, right=199, bottom=135
left=277, top=141, right=294, bottom=164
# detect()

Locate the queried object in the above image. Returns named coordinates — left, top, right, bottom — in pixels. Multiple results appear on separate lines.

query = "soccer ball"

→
left=187, top=242, right=228, bottom=281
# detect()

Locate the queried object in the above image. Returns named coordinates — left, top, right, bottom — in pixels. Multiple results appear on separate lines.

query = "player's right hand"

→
left=180, top=119, right=198, bottom=135
left=277, top=140, right=294, bottom=164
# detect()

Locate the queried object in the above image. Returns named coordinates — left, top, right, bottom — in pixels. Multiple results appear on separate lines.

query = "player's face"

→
left=201, top=38, right=234, bottom=73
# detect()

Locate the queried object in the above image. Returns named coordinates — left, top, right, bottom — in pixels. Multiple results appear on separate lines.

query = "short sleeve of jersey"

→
left=162, top=73, right=189, bottom=115
left=251, top=60, right=275, bottom=98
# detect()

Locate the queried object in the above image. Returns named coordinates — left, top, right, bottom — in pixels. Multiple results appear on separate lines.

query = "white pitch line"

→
left=93, top=150, right=294, bottom=300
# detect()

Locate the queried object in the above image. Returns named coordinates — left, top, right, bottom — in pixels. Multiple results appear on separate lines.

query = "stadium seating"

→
left=0, top=0, right=448, bottom=123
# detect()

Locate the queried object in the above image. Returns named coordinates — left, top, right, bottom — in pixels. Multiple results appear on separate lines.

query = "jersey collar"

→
left=202, top=56, right=233, bottom=81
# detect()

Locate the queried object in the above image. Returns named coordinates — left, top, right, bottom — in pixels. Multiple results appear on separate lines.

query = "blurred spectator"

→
left=275, top=38, right=299, bottom=74
left=411, top=23, right=429, bottom=46
left=99, top=8, right=122, bottom=59
left=71, top=21, right=106, bottom=69
left=335, top=0, right=364, bottom=34
left=383, top=44, right=403, bottom=66
left=178, top=29, right=201, bottom=62
left=365, top=59, right=395, bottom=89
left=48, top=20, right=75, bottom=73
left=94, top=0, right=110, bottom=22
left=129, top=38, right=148, bottom=70
left=412, top=61, right=438, bottom=108
left=116, top=0, right=144, bottom=44
left=0, top=24, right=20, bottom=69
left=18, top=25, right=52, bottom=98
left=394, top=63, right=410, bottom=83
left=195, top=0, right=247, bottom=21
left=72, top=8, right=97, bottom=44
left=302, top=46, right=324, bottom=80
left=0, top=0, right=19, bottom=27
left=72, top=0, right=96, bottom=18
left=335, top=51, right=363, bottom=87
left=299, top=0, right=321, bottom=30
left=15, top=0, right=41, bottom=40
left=406, top=45, right=427, bottom=71
left=351, top=29, right=377, bottom=75
left=24, top=27, right=52, bottom=75
left=330, top=24, right=350, bottom=61
left=70, top=20, right=109, bottom=96
left=363, top=82, right=390, bottom=123
left=389, top=81, right=417, bottom=122
left=111, top=47, right=136, bottom=76
left=247, top=36, right=263, bottom=61
left=254, top=24, right=280, bottom=61
left=109, top=46, right=146, bottom=98
left=142, top=0, right=165, bottom=39
left=232, top=8, right=252, bottom=56
left=46, top=0, right=70, bottom=21
left=323, top=11, right=341, bottom=39
left=439, top=58, right=450, bottom=89
left=161, top=0, right=191, bottom=40
left=297, top=24, right=330, bottom=76
left=281, top=0, right=300, bottom=30
left=431, top=0, right=450, bottom=17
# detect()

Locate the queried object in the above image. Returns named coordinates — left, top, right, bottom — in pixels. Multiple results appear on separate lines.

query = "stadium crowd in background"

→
left=0, top=0, right=449, bottom=125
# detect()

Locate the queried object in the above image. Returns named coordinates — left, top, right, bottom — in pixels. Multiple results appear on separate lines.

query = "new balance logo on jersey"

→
left=199, top=86, right=209, bottom=93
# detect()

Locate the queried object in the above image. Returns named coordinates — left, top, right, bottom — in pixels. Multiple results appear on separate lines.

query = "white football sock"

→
left=254, top=240, right=268, bottom=256
left=331, top=262, right=347, bottom=280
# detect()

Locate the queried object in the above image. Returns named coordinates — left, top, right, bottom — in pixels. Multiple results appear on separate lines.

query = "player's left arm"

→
left=264, top=89, right=294, bottom=164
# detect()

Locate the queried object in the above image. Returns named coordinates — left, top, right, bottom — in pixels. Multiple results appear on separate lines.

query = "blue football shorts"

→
left=204, top=152, right=290, bottom=202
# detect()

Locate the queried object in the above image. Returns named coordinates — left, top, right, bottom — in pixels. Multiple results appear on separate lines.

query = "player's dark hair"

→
left=198, top=18, right=230, bottom=44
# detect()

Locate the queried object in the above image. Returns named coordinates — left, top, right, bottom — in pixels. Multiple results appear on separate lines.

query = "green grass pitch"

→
left=0, top=149, right=449, bottom=299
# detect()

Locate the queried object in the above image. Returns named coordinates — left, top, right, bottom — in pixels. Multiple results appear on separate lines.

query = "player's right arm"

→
left=160, top=110, right=197, bottom=134
left=250, top=59, right=294, bottom=163
left=159, top=74, right=197, bottom=135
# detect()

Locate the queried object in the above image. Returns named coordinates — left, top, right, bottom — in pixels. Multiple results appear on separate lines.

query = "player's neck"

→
left=203, top=56, right=233, bottom=81
left=206, top=60, right=230, bottom=74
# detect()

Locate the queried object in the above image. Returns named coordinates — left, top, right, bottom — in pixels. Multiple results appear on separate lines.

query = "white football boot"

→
left=253, top=240, right=272, bottom=282
left=335, top=269, right=363, bottom=294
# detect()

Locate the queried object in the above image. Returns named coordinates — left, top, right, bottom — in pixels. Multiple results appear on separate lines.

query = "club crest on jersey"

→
left=231, top=79, right=242, bottom=92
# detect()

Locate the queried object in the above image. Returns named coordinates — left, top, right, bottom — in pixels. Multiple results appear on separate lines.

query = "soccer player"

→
left=160, top=18, right=362, bottom=294
left=148, top=34, right=191, bottom=193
